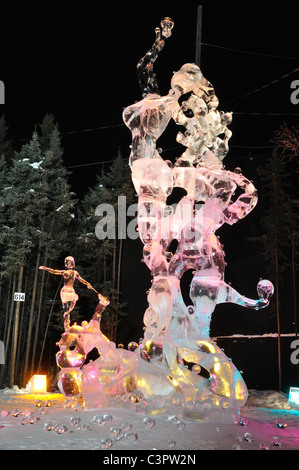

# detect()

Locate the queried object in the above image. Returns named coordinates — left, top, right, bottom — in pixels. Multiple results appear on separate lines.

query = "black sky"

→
left=1, top=2, right=298, bottom=184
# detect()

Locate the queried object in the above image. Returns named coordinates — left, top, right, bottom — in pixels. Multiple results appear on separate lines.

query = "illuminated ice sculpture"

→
left=46, top=18, right=273, bottom=420
left=122, top=18, right=274, bottom=417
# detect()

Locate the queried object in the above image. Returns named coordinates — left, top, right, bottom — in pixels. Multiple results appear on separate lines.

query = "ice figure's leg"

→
left=189, top=275, right=274, bottom=337
left=189, top=274, right=220, bottom=338
left=62, top=302, right=74, bottom=330
left=216, top=278, right=274, bottom=309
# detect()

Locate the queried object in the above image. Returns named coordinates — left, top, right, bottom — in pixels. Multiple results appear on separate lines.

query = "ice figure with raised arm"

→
left=123, top=18, right=274, bottom=419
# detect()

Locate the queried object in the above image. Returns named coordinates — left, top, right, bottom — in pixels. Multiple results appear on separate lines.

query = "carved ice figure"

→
left=123, top=18, right=274, bottom=416
left=39, top=256, right=103, bottom=330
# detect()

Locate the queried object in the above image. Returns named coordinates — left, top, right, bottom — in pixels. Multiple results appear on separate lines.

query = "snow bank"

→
left=0, top=387, right=298, bottom=451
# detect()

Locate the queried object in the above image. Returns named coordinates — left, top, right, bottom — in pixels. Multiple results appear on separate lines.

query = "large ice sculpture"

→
left=122, top=18, right=274, bottom=418
left=46, top=18, right=273, bottom=421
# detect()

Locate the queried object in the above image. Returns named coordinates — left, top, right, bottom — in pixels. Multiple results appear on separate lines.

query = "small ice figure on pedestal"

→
left=39, top=256, right=108, bottom=330
left=123, top=18, right=274, bottom=419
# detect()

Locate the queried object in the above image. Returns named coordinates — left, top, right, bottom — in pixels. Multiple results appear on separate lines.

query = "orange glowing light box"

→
left=26, top=375, right=47, bottom=393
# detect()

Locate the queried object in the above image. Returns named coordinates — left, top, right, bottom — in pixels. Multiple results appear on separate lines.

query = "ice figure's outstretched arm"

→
left=39, top=266, right=63, bottom=276
left=222, top=171, right=258, bottom=225
left=137, top=18, right=174, bottom=97
left=216, top=279, right=274, bottom=309
left=137, top=26, right=165, bottom=96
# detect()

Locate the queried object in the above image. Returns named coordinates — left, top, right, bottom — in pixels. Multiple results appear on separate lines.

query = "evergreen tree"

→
left=254, top=146, right=296, bottom=391
left=0, top=115, right=75, bottom=388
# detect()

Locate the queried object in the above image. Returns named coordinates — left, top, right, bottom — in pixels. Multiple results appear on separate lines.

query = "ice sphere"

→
left=100, top=437, right=114, bottom=449
left=123, top=432, right=138, bottom=443
left=56, top=424, right=68, bottom=434
left=103, top=414, right=113, bottom=423
left=244, top=432, right=253, bottom=442
left=44, top=422, right=54, bottom=431
left=232, top=443, right=242, bottom=450
left=128, top=341, right=138, bottom=351
left=276, top=417, right=287, bottom=429
left=239, top=417, right=248, bottom=426
left=70, top=416, right=81, bottom=426
left=130, top=390, right=144, bottom=403
left=143, top=417, right=155, bottom=429
left=272, top=435, right=282, bottom=447
left=176, top=419, right=185, bottom=430
left=160, top=17, right=174, bottom=38
left=109, top=426, right=122, bottom=436
left=121, top=422, right=132, bottom=432
left=259, top=441, right=270, bottom=450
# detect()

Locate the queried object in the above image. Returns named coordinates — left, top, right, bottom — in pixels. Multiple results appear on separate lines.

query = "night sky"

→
left=1, top=2, right=299, bottom=388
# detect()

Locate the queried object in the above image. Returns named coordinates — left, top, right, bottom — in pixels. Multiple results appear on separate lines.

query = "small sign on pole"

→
left=14, top=292, right=25, bottom=302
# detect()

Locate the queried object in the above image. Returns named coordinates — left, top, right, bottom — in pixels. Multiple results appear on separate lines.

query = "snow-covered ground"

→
left=0, top=387, right=298, bottom=451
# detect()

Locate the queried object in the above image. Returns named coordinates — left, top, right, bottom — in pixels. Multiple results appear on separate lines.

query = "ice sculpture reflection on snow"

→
left=50, top=18, right=273, bottom=421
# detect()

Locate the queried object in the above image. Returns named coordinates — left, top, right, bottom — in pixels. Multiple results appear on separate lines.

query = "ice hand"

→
left=256, top=279, right=274, bottom=307
left=98, top=293, right=110, bottom=307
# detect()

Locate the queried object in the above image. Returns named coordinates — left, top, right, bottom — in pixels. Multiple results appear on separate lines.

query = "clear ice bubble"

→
left=29, top=416, right=39, bottom=424
left=35, top=399, right=43, bottom=408
left=100, top=437, right=113, bottom=448
left=44, top=421, right=54, bottom=431
left=121, top=422, right=132, bottom=432
left=259, top=441, right=270, bottom=450
left=143, top=417, right=155, bottom=429
left=239, top=417, right=248, bottom=426
left=160, top=17, right=174, bottom=38
left=168, top=440, right=176, bottom=448
left=130, top=390, right=144, bottom=404
left=103, top=414, right=113, bottom=424
left=92, top=415, right=104, bottom=425
left=56, top=424, right=68, bottom=434
left=12, top=409, right=20, bottom=417
left=45, top=400, right=52, bottom=407
left=232, top=443, right=242, bottom=450
left=38, top=407, right=48, bottom=415
left=272, top=435, right=282, bottom=447
left=176, top=419, right=185, bottom=430
left=110, top=426, right=122, bottom=436
left=128, top=341, right=138, bottom=351
left=191, top=364, right=201, bottom=374
left=123, top=432, right=138, bottom=443
left=70, top=416, right=81, bottom=426
left=244, top=432, right=253, bottom=442
left=276, top=417, right=287, bottom=429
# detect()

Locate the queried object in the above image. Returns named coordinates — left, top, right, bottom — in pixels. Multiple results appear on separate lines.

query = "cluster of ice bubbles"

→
left=231, top=415, right=286, bottom=450
left=2, top=398, right=289, bottom=450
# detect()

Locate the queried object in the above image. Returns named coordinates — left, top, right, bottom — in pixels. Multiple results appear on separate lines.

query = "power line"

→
left=201, top=42, right=299, bottom=61
left=67, top=159, right=114, bottom=169
left=224, top=66, right=299, bottom=104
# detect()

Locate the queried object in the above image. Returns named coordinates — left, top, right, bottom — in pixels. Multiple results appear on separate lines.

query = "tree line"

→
left=0, top=113, right=134, bottom=389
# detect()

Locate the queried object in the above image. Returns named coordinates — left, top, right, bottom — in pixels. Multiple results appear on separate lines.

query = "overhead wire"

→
left=201, top=42, right=299, bottom=61
left=12, top=41, right=299, bottom=168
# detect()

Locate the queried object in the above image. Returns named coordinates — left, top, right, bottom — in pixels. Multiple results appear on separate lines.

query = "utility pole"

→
left=195, top=5, right=202, bottom=67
